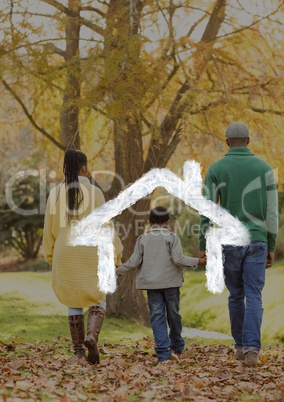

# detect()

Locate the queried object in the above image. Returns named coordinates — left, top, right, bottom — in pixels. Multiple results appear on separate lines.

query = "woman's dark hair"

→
left=63, top=149, right=87, bottom=221
left=149, top=206, right=169, bottom=225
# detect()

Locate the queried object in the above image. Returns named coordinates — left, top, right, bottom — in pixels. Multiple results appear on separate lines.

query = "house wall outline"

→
left=70, top=160, right=250, bottom=294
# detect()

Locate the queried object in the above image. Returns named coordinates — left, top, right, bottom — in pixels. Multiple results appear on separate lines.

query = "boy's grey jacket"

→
left=116, top=227, right=199, bottom=290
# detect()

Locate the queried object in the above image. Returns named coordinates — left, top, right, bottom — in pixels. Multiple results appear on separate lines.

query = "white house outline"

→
left=70, top=160, right=250, bottom=294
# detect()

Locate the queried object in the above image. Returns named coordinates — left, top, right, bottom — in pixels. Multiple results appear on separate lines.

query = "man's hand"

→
left=198, top=250, right=206, bottom=266
left=266, top=252, right=275, bottom=268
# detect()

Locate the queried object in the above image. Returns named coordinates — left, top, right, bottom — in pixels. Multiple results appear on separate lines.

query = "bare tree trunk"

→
left=106, top=119, right=151, bottom=324
left=106, top=199, right=151, bottom=326
left=60, top=0, right=81, bottom=149
left=103, top=0, right=151, bottom=323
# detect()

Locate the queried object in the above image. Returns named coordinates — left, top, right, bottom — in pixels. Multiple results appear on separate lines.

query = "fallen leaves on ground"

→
left=1, top=337, right=284, bottom=401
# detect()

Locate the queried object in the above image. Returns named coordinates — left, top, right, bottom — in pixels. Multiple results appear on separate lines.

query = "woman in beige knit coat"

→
left=43, top=149, right=123, bottom=365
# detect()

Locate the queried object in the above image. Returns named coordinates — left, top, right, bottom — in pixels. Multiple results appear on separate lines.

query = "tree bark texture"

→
left=60, top=0, right=81, bottom=149
left=103, top=0, right=151, bottom=323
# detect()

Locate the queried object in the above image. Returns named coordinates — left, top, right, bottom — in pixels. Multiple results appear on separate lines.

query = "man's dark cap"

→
left=225, top=122, right=249, bottom=138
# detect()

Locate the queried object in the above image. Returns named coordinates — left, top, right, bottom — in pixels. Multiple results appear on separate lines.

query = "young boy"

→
left=116, top=206, right=206, bottom=363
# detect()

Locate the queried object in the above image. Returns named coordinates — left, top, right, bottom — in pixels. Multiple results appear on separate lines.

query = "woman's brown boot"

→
left=84, top=306, right=105, bottom=364
left=68, top=314, right=87, bottom=364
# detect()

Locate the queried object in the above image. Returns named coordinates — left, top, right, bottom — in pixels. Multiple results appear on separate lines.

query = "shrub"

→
left=0, top=174, right=45, bottom=259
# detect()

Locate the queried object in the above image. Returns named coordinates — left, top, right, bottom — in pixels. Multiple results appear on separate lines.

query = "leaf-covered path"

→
left=1, top=337, right=284, bottom=401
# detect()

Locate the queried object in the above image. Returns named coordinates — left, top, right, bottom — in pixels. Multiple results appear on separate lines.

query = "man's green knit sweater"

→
left=199, top=147, right=278, bottom=252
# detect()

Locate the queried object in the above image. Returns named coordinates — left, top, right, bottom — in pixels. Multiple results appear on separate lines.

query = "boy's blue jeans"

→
left=147, top=287, right=185, bottom=362
left=222, top=241, right=267, bottom=353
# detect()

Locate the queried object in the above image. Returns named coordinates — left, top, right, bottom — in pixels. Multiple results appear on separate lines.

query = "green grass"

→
left=0, top=271, right=152, bottom=345
left=0, top=261, right=283, bottom=346
left=180, top=259, right=284, bottom=345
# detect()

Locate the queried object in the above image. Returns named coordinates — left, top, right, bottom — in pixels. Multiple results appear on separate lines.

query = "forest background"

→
left=0, top=0, right=283, bottom=326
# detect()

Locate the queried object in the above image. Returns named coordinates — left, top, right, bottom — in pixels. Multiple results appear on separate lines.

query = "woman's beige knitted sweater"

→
left=43, top=176, right=123, bottom=308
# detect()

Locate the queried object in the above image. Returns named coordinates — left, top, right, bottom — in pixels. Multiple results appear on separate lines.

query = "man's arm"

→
left=265, top=169, right=279, bottom=254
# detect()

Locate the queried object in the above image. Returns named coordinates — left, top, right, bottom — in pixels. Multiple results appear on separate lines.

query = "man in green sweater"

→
left=199, top=122, right=278, bottom=366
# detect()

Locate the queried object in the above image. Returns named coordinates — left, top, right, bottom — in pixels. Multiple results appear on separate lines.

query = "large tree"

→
left=1, top=0, right=283, bottom=323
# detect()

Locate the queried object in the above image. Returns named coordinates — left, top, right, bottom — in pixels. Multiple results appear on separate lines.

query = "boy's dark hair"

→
left=149, top=206, right=169, bottom=225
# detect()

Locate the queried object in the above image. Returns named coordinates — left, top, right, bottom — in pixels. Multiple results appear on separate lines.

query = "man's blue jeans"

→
left=147, top=288, right=185, bottom=362
left=223, top=241, right=267, bottom=353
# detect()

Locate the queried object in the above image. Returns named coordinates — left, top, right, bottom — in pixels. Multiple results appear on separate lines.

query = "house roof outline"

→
left=70, top=160, right=250, bottom=294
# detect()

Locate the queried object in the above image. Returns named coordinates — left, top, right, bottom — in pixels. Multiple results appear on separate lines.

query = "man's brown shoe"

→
left=245, top=351, right=260, bottom=366
left=235, top=348, right=245, bottom=361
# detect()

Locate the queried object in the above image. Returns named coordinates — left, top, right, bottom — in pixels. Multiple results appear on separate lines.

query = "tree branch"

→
left=250, top=107, right=283, bottom=115
left=160, top=123, right=183, bottom=166
left=42, top=0, right=105, bottom=37
left=201, top=0, right=226, bottom=42
left=44, top=43, right=66, bottom=57
left=80, top=5, right=106, bottom=17
left=219, top=2, right=284, bottom=40
left=144, top=0, right=227, bottom=170
left=2, top=79, right=65, bottom=150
